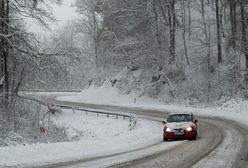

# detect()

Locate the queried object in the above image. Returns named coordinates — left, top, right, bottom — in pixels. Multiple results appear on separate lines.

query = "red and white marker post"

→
left=39, top=121, right=47, bottom=143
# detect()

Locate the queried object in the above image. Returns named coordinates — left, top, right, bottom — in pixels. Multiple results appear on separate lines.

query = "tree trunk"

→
left=230, top=0, right=237, bottom=48
left=219, top=0, right=225, bottom=37
left=158, top=0, right=167, bottom=24
left=167, top=0, right=176, bottom=64
left=91, top=4, right=99, bottom=68
left=153, top=0, right=164, bottom=70
left=0, top=0, right=9, bottom=105
left=240, top=0, right=248, bottom=70
left=201, top=0, right=207, bottom=36
left=4, top=0, right=9, bottom=104
left=0, top=0, right=4, bottom=94
left=181, top=0, right=189, bottom=64
left=207, top=26, right=212, bottom=103
left=187, top=2, right=192, bottom=40
left=215, top=0, right=222, bottom=63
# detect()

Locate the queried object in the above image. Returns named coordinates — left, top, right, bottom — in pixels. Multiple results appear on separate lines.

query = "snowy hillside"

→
left=58, top=86, right=248, bottom=127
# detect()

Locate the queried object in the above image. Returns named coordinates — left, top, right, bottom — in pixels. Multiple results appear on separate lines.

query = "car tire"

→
left=163, top=136, right=168, bottom=141
left=188, top=131, right=197, bottom=141
left=192, top=131, right=197, bottom=140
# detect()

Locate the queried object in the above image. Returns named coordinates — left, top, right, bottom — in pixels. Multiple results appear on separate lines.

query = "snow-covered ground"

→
left=20, top=91, right=78, bottom=98
left=0, top=109, right=173, bottom=168
left=57, top=85, right=248, bottom=127
left=1, top=86, right=248, bottom=167
left=56, top=85, right=159, bottom=105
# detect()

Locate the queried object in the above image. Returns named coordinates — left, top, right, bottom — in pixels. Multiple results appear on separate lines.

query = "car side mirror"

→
left=162, top=121, right=167, bottom=124
left=194, top=120, right=198, bottom=123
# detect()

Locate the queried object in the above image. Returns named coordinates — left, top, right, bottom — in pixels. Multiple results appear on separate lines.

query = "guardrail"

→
left=57, top=104, right=137, bottom=130
left=56, top=104, right=137, bottom=130
left=5, top=95, right=137, bottom=130
left=60, top=104, right=135, bottom=121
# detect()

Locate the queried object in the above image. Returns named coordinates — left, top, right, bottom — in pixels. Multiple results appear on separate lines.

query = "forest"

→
left=0, top=0, right=248, bottom=145
left=1, top=0, right=248, bottom=105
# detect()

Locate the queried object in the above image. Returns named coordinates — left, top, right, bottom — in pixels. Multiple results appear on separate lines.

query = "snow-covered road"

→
left=47, top=99, right=248, bottom=168
left=23, top=98, right=246, bottom=168
left=10, top=90, right=248, bottom=168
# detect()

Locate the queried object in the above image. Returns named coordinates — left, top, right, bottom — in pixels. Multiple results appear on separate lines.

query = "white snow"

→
left=0, top=109, right=169, bottom=168
left=192, top=122, right=242, bottom=168
left=21, top=91, right=77, bottom=98
left=56, top=85, right=158, bottom=105
left=2, top=86, right=248, bottom=167
left=54, top=86, right=248, bottom=168
left=57, top=86, right=248, bottom=127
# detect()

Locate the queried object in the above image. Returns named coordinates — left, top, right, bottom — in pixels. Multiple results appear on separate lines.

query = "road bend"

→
left=33, top=95, right=248, bottom=168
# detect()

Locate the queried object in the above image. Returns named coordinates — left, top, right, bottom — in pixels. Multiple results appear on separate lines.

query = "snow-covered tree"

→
left=0, top=0, right=62, bottom=105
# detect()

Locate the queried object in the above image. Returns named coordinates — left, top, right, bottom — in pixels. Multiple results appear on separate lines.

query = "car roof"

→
left=168, top=112, right=193, bottom=116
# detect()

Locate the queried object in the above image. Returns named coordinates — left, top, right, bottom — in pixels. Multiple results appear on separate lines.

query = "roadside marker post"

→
left=39, top=121, right=48, bottom=143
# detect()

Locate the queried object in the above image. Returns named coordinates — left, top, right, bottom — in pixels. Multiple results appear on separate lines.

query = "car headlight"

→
left=166, top=127, right=172, bottom=132
left=186, top=127, right=192, bottom=132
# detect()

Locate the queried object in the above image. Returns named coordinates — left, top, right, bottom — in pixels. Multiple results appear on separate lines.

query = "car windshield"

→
left=167, top=114, right=192, bottom=123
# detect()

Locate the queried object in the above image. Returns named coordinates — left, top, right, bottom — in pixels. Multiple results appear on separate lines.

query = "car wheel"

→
left=192, top=131, right=197, bottom=140
left=163, top=136, right=168, bottom=141
left=188, top=131, right=197, bottom=141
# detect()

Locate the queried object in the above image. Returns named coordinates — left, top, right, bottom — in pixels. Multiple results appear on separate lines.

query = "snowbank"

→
left=57, top=86, right=248, bottom=127
left=57, top=85, right=158, bottom=105
left=0, top=109, right=167, bottom=168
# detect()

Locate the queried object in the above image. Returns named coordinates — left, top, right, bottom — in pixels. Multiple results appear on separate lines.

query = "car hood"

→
left=166, top=122, right=193, bottom=129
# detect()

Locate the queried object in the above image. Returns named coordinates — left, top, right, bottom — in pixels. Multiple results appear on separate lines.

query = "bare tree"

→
left=181, top=0, right=189, bottom=64
left=153, top=0, right=164, bottom=70
left=167, top=0, right=176, bottom=64
left=0, top=0, right=61, bottom=106
left=229, top=0, right=237, bottom=48
left=74, top=0, right=101, bottom=68
left=215, top=0, right=222, bottom=63
left=240, top=0, right=248, bottom=70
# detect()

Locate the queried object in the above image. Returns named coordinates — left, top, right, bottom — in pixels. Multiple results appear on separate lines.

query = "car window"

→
left=167, top=114, right=192, bottom=122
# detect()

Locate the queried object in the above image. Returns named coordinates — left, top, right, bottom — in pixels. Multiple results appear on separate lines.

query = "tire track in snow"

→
left=192, top=118, right=242, bottom=168
left=109, top=119, right=224, bottom=168
left=34, top=95, right=248, bottom=168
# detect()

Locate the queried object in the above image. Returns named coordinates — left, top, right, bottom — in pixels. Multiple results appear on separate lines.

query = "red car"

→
left=163, top=113, right=198, bottom=141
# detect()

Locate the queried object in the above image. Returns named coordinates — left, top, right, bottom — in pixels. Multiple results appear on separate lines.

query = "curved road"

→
left=36, top=96, right=248, bottom=168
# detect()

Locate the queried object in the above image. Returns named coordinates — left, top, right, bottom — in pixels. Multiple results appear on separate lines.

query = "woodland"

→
left=0, top=0, right=248, bottom=145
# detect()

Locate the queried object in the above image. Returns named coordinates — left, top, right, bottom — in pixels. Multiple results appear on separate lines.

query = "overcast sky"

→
left=52, top=0, right=78, bottom=25
left=28, top=0, right=78, bottom=34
